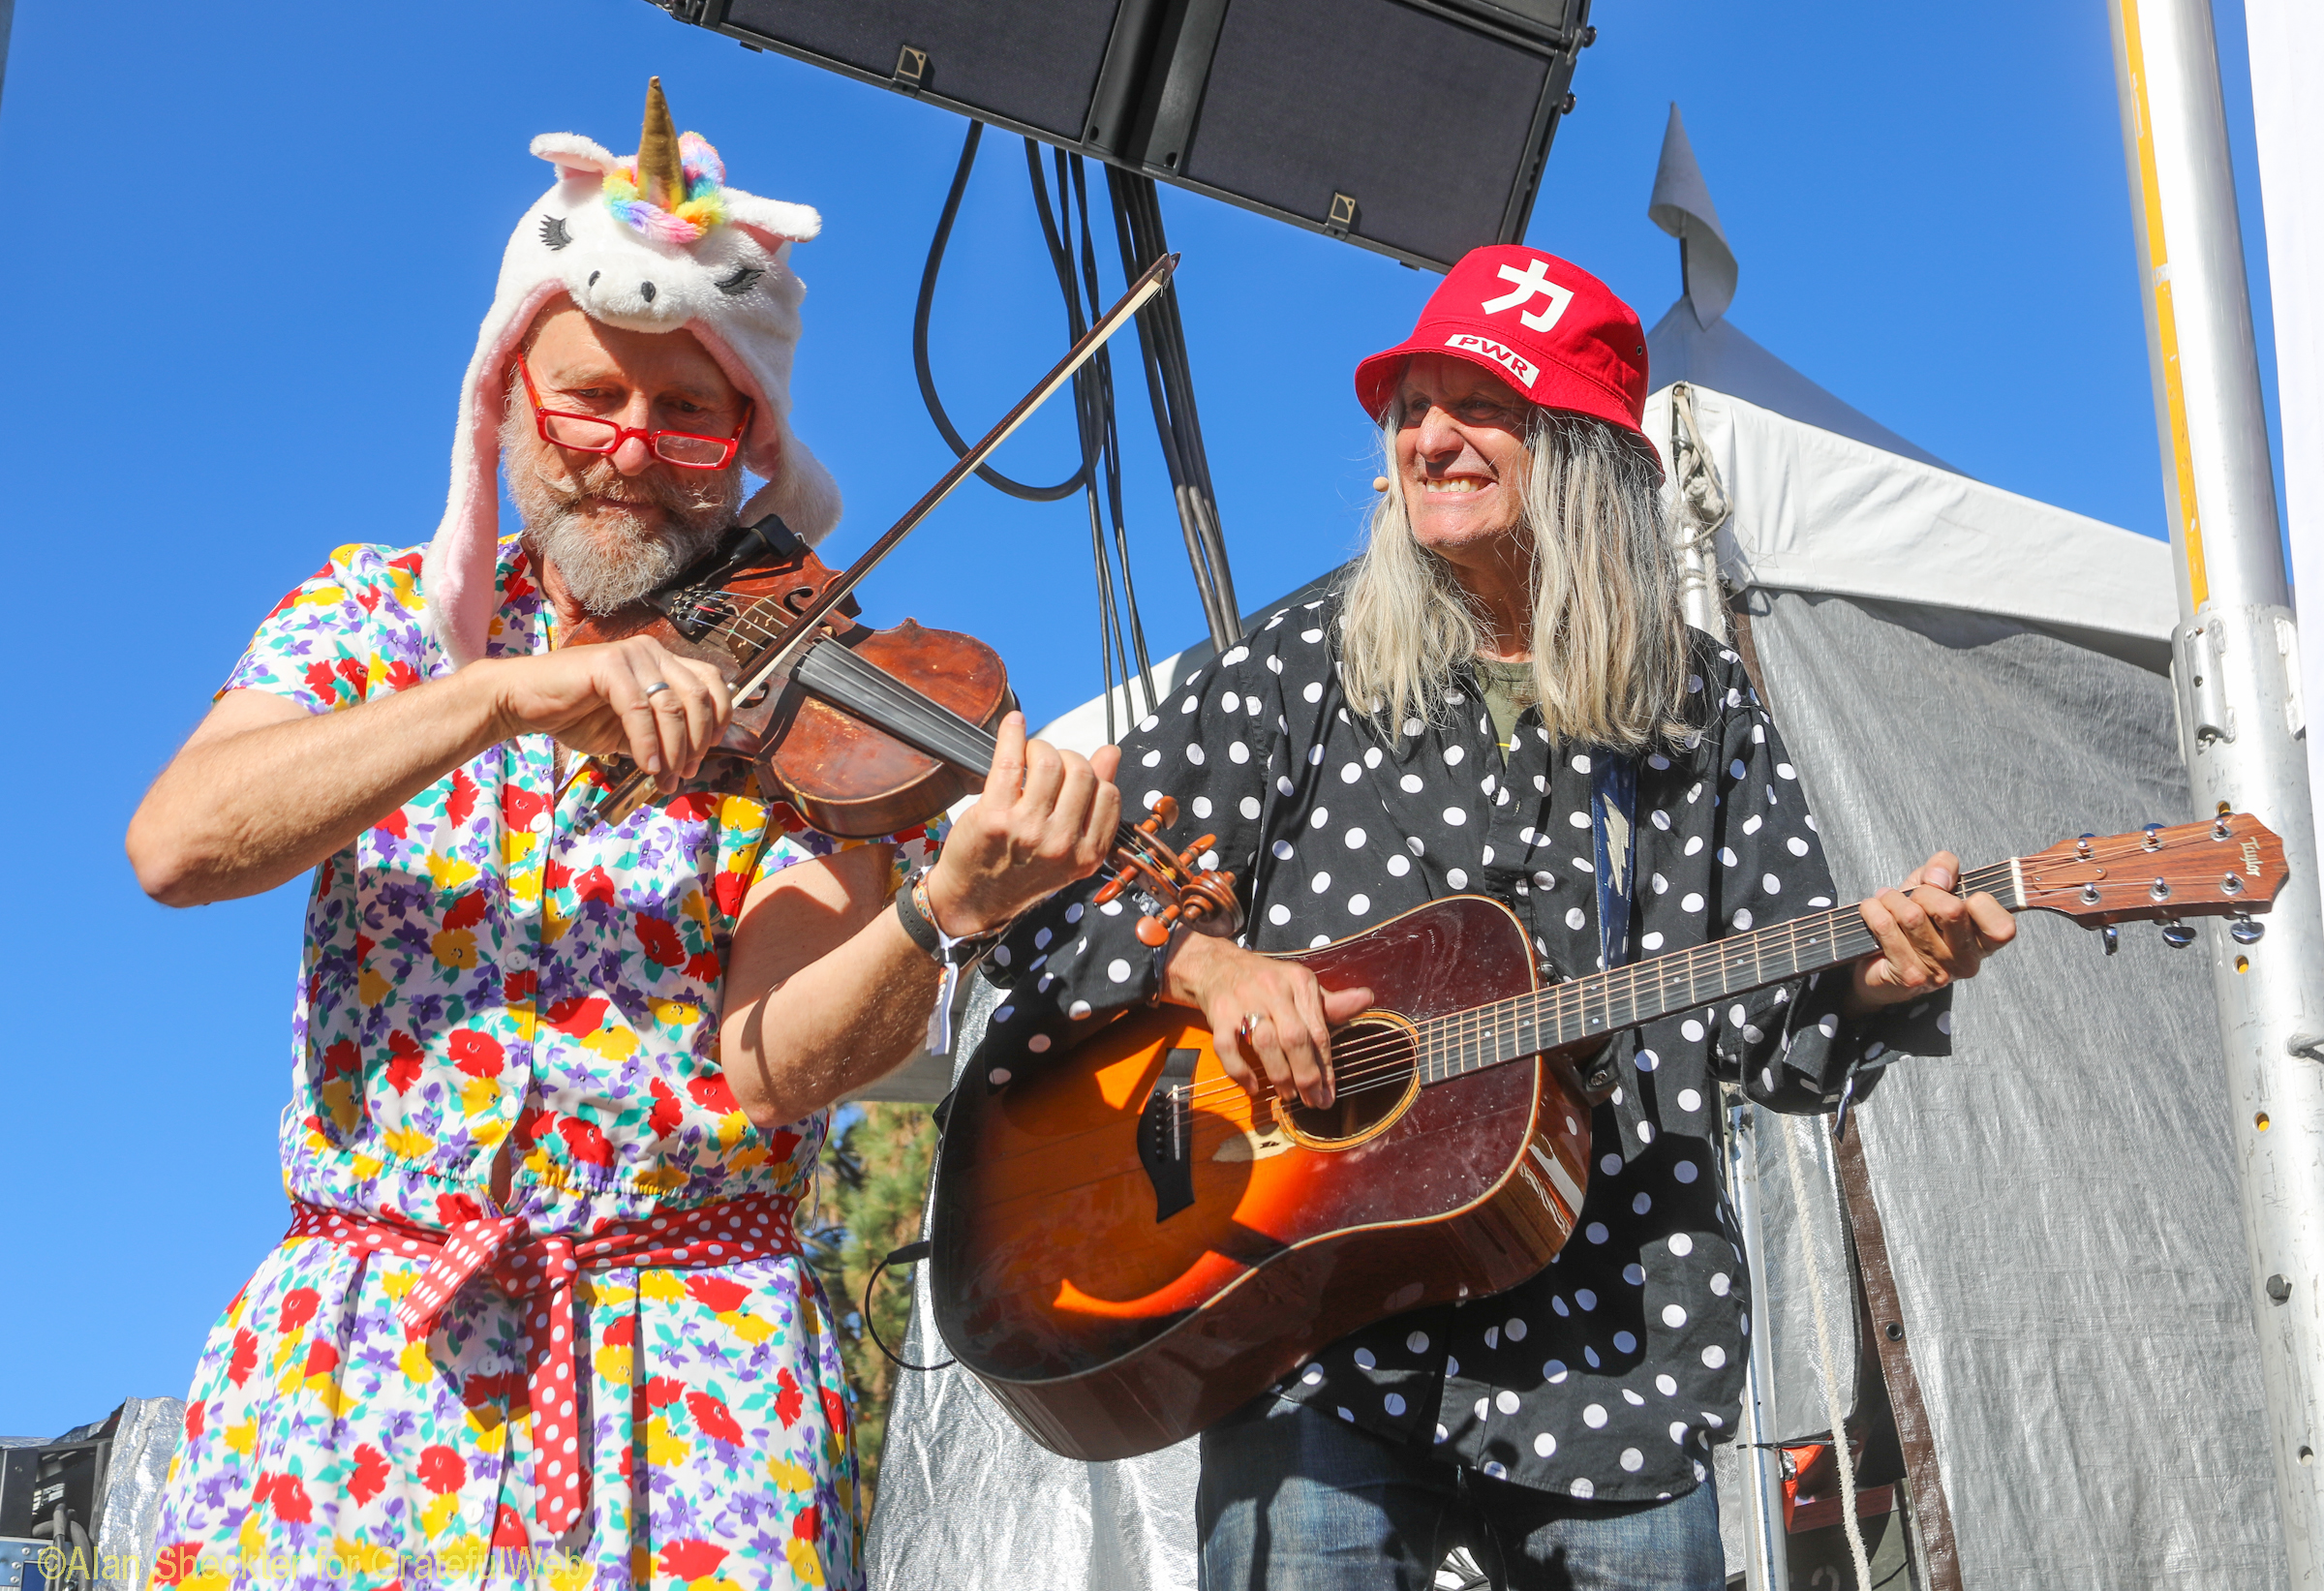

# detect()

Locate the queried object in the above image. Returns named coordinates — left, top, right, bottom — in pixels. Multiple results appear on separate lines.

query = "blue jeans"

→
left=1197, top=1396, right=1725, bottom=1591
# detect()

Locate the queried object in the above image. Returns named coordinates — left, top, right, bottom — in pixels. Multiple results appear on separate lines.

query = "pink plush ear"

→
left=530, top=133, right=619, bottom=185
left=424, top=278, right=566, bottom=669
left=724, top=192, right=822, bottom=251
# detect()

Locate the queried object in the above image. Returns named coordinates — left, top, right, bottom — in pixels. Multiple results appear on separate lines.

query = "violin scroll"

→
left=1093, top=797, right=1244, bottom=947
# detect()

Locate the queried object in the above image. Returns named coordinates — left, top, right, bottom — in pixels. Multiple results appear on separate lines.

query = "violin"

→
left=566, top=513, right=1241, bottom=946
left=565, top=513, right=1003, bottom=838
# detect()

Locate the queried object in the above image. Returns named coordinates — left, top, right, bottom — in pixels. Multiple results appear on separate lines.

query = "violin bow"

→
left=569, top=252, right=1180, bottom=818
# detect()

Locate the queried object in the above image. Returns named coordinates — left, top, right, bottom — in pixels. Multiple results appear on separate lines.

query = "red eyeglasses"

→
left=515, top=355, right=752, bottom=470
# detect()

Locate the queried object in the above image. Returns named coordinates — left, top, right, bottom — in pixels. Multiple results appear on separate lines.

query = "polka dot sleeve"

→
left=1703, top=664, right=1954, bottom=1113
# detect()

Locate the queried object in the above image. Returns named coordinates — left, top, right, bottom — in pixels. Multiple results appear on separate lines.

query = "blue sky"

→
left=0, top=0, right=2280, bottom=1437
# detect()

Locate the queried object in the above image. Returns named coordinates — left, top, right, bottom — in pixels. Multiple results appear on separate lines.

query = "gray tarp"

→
left=868, top=586, right=2287, bottom=1590
left=1742, top=589, right=2284, bottom=1588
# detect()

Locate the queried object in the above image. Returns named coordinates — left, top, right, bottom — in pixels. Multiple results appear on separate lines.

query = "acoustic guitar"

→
left=928, top=815, right=2287, bottom=1461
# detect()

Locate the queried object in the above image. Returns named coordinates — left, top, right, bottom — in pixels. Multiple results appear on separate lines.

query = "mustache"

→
left=527, top=452, right=735, bottom=519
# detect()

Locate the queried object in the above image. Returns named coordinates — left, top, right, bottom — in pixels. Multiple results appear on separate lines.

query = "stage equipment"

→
left=2109, top=1, right=2324, bottom=1578
left=645, top=1, right=1600, bottom=685
left=646, top=0, right=1595, bottom=272
left=0, top=1419, right=110, bottom=1591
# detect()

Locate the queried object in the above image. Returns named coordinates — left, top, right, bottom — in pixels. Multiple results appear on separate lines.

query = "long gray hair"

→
left=1338, top=407, right=1692, bottom=750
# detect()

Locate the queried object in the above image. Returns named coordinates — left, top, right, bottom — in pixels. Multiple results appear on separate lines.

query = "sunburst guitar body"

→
left=929, top=896, right=1595, bottom=1462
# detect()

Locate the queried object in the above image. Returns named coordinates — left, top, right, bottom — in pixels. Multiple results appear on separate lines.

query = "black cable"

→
left=1072, top=153, right=1157, bottom=705
left=1106, top=170, right=1242, bottom=646
left=1024, top=140, right=1127, bottom=737
left=1024, top=138, right=1161, bottom=732
left=862, top=1240, right=954, bottom=1372
left=911, top=118, right=1168, bottom=731
left=913, top=123, right=1086, bottom=502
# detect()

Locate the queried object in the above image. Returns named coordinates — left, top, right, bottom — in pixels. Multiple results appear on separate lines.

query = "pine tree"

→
left=811, top=1102, right=938, bottom=1521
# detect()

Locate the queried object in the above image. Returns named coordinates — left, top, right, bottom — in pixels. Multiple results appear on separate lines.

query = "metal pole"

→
left=2241, top=0, right=2324, bottom=922
left=2107, top=3, right=2324, bottom=1580
left=1726, top=1095, right=1792, bottom=1591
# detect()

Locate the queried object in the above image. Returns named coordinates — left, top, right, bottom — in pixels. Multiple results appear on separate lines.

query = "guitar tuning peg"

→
left=2076, top=833, right=2096, bottom=858
left=2101, top=926, right=2119, bottom=956
left=2230, top=915, right=2266, bottom=945
left=2160, top=921, right=2198, bottom=949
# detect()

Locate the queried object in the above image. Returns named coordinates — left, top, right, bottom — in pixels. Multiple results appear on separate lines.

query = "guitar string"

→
left=1213, top=859, right=2014, bottom=1106
left=1178, top=862, right=2008, bottom=1102
left=1168, top=860, right=2020, bottom=1110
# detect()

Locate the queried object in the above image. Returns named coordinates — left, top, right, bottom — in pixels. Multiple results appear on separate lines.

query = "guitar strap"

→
left=1588, top=754, right=1638, bottom=970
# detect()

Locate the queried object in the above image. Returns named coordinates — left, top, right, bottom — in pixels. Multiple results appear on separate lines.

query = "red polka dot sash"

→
left=287, top=1192, right=800, bottom=1535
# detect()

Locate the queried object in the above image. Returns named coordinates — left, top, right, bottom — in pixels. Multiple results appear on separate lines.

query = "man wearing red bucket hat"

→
left=980, top=245, right=2012, bottom=1585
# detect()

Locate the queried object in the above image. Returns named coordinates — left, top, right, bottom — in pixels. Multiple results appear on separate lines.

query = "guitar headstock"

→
left=2018, top=813, right=2286, bottom=931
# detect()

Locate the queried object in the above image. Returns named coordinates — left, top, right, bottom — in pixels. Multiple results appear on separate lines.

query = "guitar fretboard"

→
left=1415, top=860, right=2021, bottom=1082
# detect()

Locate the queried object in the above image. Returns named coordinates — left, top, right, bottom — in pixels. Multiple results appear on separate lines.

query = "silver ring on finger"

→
left=642, top=681, right=672, bottom=699
left=1239, top=1011, right=1269, bottom=1042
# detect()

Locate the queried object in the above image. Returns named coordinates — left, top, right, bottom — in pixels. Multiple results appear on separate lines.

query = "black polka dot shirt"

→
left=975, top=597, right=1947, bottom=1503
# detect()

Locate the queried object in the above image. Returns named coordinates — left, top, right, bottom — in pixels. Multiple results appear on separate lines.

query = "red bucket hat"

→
left=1355, top=245, right=1652, bottom=448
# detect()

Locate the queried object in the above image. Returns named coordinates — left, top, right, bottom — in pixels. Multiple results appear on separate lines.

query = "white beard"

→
left=519, top=500, right=728, bottom=615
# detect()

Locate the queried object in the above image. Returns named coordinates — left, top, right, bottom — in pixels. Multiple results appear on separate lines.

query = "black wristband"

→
left=894, top=879, right=944, bottom=962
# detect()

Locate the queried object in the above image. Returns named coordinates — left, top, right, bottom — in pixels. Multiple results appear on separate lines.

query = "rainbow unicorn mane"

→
left=603, top=132, right=729, bottom=244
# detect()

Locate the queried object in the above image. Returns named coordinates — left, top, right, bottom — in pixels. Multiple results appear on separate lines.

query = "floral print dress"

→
left=149, top=540, right=939, bottom=1590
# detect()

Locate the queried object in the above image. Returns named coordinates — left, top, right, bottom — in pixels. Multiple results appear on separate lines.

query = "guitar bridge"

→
left=1135, top=1048, right=1202, bottom=1222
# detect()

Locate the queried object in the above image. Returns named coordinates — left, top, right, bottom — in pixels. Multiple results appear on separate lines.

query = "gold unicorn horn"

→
left=637, top=76, right=687, bottom=210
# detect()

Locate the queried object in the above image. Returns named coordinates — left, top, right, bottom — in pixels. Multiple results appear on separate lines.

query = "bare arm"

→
left=126, top=636, right=732, bottom=907
left=718, top=844, right=941, bottom=1127
left=720, top=714, right=1122, bottom=1129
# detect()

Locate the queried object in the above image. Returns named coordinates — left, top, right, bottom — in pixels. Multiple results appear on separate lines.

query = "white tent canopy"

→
left=1642, top=381, right=2175, bottom=659
left=1645, top=304, right=1959, bottom=474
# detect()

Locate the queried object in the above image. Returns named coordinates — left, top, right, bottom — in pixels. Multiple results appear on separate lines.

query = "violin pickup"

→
left=1136, top=1048, right=1203, bottom=1223
left=646, top=515, right=811, bottom=640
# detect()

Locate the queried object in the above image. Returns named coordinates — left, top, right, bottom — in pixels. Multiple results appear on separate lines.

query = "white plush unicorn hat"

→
left=426, top=77, right=841, bottom=666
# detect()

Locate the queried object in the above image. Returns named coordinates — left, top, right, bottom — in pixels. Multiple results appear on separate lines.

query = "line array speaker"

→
left=647, top=0, right=1595, bottom=272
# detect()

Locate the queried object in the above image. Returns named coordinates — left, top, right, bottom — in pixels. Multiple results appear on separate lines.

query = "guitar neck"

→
left=1416, top=859, right=2023, bottom=1083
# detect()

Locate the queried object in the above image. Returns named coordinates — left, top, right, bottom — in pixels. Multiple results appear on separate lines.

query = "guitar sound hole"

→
left=1278, top=1015, right=1420, bottom=1147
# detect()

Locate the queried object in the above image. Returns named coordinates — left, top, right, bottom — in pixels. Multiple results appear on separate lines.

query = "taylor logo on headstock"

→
left=2018, top=812, right=2286, bottom=936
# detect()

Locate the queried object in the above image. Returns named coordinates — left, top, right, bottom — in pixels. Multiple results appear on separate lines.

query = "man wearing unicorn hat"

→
left=125, top=81, right=1116, bottom=1588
